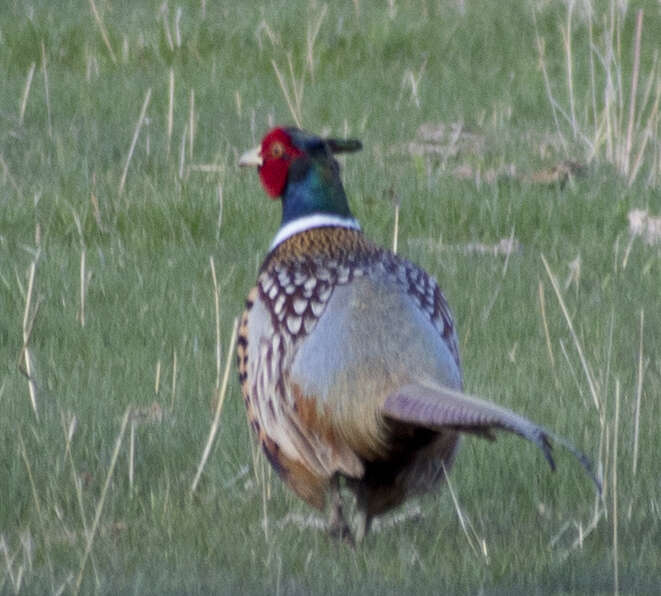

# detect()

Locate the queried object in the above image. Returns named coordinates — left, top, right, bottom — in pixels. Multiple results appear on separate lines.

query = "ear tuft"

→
left=326, top=138, right=363, bottom=154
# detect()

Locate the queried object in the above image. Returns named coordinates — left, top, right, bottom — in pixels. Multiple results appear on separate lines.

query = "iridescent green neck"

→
left=280, top=156, right=354, bottom=226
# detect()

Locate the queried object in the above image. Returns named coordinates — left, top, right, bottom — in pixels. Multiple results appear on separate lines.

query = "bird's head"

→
left=239, top=127, right=362, bottom=199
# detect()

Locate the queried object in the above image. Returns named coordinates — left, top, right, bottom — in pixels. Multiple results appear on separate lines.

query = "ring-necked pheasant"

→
left=237, top=127, right=598, bottom=543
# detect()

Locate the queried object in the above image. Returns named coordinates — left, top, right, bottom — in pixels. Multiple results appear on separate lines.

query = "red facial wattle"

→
left=257, top=128, right=302, bottom=198
left=259, top=156, right=289, bottom=198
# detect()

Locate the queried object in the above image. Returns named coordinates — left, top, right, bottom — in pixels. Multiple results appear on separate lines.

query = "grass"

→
left=1, top=0, right=660, bottom=593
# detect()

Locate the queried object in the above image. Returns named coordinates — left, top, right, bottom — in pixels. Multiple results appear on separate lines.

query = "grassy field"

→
left=1, top=0, right=660, bottom=593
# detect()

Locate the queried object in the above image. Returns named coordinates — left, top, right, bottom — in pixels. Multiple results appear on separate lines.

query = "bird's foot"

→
left=352, top=508, right=371, bottom=544
left=328, top=516, right=355, bottom=546
left=328, top=499, right=355, bottom=546
left=327, top=474, right=356, bottom=545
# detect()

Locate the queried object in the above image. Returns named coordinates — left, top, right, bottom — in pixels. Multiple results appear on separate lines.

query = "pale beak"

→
left=239, top=145, right=263, bottom=167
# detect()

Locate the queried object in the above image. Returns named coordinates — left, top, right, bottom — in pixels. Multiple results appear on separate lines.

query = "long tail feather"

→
left=383, top=383, right=601, bottom=494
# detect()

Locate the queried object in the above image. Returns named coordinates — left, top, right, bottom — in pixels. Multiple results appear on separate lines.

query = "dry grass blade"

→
left=501, top=225, right=515, bottom=278
left=588, top=15, right=598, bottom=142
left=88, top=0, right=117, bottom=64
left=634, top=51, right=658, bottom=134
left=40, top=41, right=52, bottom=140
left=234, top=89, right=242, bottom=118
left=178, top=122, right=188, bottom=179
left=73, top=407, right=131, bottom=595
left=538, top=280, right=555, bottom=369
left=170, top=349, right=178, bottom=410
left=19, top=62, right=36, bottom=126
left=190, top=318, right=239, bottom=495
left=21, top=257, right=40, bottom=421
left=305, top=4, right=328, bottom=79
left=541, top=254, right=601, bottom=417
left=261, top=459, right=270, bottom=542
left=562, top=0, right=577, bottom=135
left=64, top=414, right=100, bottom=585
left=118, top=88, right=152, bottom=197
left=160, top=4, right=174, bottom=51
left=287, top=54, right=304, bottom=119
left=216, top=184, right=223, bottom=241
left=78, top=249, right=87, bottom=327
left=19, top=432, right=55, bottom=591
left=612, top=380, right=620, bottom=596
left=441, top=463, right=488, bottom=563
left=188, top=89, right=195, bottom=160
left=272, top=58, right=302, bottom=127
left=154, top=359, right=161, bottom=394
left=210, top=258, right=222, bottom=389
left=632, top=309, right=645, bottom=477
left=392, top=202, right=399, bottom=254
left=129, top=421, right=136, bottom=494
left=629, top=78, right=661, bottom=185
left=481, top=226, right=516, bottom=322
left=167, top=69, right=174, bottom=157
left=622, top=9, right=643, bottom=176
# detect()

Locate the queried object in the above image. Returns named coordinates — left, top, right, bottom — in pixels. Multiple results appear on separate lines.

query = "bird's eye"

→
left=270, top=142, right=285, bottom=159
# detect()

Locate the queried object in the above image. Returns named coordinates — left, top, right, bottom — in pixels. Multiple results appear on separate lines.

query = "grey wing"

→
left=287, top=264, right=463, bottom=458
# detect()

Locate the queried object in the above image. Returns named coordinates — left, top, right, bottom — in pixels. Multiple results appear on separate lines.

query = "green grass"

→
left=1, top=1, right=660, bottom=593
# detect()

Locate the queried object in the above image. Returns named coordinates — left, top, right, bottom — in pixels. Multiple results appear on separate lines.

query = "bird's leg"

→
left=327, top=474, right=354, bottom=545
left=352, top=488, right=373, bottom=544
left=353, top=506, right=372, bottom=544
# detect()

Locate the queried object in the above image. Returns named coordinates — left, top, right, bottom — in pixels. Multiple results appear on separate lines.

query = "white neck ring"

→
left=270, top=214, right=361, bottom=251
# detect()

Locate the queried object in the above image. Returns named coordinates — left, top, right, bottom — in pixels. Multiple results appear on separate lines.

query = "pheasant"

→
left=237, top=127, right=598, bottom=543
